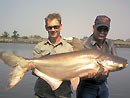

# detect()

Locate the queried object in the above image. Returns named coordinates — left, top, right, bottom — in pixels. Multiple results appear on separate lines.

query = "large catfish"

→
left=0, top=49, right=128, bottom=91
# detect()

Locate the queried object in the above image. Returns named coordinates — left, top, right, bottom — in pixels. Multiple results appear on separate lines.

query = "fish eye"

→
left=118, top=66, right=123, bottom=70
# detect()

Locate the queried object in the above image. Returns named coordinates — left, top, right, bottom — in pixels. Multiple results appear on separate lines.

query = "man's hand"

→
left=91, top=66, right=109, bottom=84
left=87, top=67, right=109, bottom=78
left=87, top=72, right=97, bottom=78
left=27, top=63, right=36, bottom=71
left=101, top=66, right=109, bottom=76
left=24, top=56, right=36, bottom=71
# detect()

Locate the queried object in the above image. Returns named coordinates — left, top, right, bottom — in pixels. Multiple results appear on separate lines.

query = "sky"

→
left=0, top=0, right=130, bottom=40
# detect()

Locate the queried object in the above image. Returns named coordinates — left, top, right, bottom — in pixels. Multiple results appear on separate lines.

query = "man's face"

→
left=93, top=26, right=109, bottom=40
left=46, top=18, right=62, bottom=38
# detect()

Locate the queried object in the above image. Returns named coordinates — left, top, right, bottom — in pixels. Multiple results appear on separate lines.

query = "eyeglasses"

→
left=46, top=25, right=60, bottom=30
left=97, top=26, right=109, bottom=32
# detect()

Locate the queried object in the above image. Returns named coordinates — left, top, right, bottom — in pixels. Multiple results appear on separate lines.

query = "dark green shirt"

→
left=33, top=38, right=73, bottom=97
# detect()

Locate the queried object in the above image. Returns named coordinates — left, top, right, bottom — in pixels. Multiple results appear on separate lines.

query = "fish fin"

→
left=33, top=69, right=62, bottom=90
left=6, top=66, right=28, bottom=90
left=70, top=77, right=80, bottom=91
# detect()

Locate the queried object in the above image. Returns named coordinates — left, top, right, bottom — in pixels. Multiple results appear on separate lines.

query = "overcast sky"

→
left=0, top=0, right=130, bottom=40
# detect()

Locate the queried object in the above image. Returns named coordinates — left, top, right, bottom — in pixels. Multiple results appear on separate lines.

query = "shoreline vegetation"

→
left=0, top=37, right=130, bottom=48
left=1, top=30, right=130, bottom=48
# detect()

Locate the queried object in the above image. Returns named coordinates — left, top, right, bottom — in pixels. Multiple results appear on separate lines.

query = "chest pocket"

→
left=40, top=48, right=57, bottom=56
left=40, top=49, right=51, bottom=56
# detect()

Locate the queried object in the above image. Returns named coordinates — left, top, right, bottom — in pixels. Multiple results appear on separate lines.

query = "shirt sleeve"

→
left=63, top=40, right=74, bottom=52
left=83, top=38, right=92, bottom=49
left=68, top=44, right=73, bottom=52
left=110, top=40, right=117, bottom=56
left=33, top=44, right=42, bottom=58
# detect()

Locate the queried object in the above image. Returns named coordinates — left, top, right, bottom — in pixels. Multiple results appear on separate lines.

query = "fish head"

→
left=97, top=54, right=128, bottom=72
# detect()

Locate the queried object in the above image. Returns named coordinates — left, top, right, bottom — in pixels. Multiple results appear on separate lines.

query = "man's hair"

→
left=45, top=13, right=61, bottom=25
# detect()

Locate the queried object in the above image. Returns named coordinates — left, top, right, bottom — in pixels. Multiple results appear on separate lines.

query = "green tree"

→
left=1, top=31, right=10, bottom=38
left=81, top=36, right=88, bottom=41
left=115, top=39, right=124, bottom=42
left=22, top=36, right=28, bottom=39
left=126, top=38, right=130, bottom=42
left=30, top=35, right=42, bottom=38
left=11, top=30, right=19, bottom=39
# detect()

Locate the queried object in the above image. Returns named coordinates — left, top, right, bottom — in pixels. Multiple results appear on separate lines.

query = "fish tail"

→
left=0, top=51, right=29, bottom=68
left=0, top=51, right=30, bottom=90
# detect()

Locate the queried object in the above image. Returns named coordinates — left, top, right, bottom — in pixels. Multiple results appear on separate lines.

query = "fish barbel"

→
left=0, top=49, right=128, bottom=90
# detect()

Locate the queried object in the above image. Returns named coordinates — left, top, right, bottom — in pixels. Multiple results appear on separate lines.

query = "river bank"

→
left=0, top=37, right=130, bottom=48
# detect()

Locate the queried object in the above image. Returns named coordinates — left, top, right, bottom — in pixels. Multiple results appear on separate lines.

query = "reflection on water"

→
left=0, top=43, right=130, bottom=98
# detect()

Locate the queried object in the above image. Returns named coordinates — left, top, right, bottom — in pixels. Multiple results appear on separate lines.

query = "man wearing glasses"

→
left=77, top=15, right=117, bottom=98
left=33, top=13, right=73, bottom=98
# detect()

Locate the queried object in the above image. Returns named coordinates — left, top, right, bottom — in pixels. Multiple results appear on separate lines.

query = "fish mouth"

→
left=121, top=59, right=128, bottom=68
left=125, top=63, right=128, bottom=68
left=118, top=62, right=128, bottom=70
left=121, top=62, right=128, bottom=69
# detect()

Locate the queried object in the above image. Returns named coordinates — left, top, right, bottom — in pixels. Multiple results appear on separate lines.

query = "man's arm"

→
left=110, top=40, right=117, bottom=56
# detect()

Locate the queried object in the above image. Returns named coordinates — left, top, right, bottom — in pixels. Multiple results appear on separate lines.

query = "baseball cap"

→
left=94, top=15, right=111, bottom=28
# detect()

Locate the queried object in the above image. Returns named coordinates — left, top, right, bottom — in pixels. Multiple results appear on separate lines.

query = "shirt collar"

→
left=90, top=34, right=97, bottom=45
left=44, top=38, right=63, bottom=47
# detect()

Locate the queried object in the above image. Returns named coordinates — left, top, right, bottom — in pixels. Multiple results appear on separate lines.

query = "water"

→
left=0, top=43, right=37, bottom=98
left=0, top=43, right=130, bottom=98
left=108, top=48, right=130, bottom=98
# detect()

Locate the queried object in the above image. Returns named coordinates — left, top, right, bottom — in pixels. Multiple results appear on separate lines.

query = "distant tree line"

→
left=0, top=30, right=19, bottom=39
left=0, top=31, right=130, bottom=42
left=0, top=30, right=43, bottom=39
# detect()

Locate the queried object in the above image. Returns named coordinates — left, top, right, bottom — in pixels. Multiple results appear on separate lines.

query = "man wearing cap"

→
left=76, top=15, right=117, bottom=98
